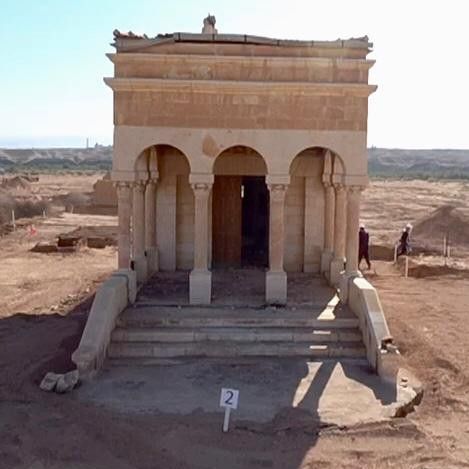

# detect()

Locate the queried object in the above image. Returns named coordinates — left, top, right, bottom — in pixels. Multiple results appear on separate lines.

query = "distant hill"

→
left=368, top=148, right=469, bottom=179
left=1, top=146, right=469, bottom=179
left=0, top=146, right=112, bottom=172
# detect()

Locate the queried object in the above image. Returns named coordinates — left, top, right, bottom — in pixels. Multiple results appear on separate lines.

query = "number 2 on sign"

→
left=220, top=388, right=239, bottom=409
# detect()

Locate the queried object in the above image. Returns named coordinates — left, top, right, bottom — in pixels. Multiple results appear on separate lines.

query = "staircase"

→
left=108, top=304, right=366, bottom=361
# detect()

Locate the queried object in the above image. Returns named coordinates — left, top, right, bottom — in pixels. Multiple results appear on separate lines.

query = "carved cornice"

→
left=108, top=53, right=375, bottom=70
left=104, top=77, right=377, bottom=97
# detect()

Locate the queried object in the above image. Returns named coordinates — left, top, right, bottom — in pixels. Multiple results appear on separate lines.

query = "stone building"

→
left=105, top=18, right=376, bottom=305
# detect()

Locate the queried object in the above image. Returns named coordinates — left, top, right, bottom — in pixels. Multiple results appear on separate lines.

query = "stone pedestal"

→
left=320, top=250, right=333, bottom=277
left=330, top=257, right=345, bottom=287
left=189, top=270, right=212, bottom=305
left=145, top=246, right=159, bottom=274
left=266, top=271, right=287, bottom=305
left=133, top=255, right=148, bottom=284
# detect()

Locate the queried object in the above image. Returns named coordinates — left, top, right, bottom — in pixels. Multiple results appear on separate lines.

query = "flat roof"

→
left=112, top=31, right=373, bottom=52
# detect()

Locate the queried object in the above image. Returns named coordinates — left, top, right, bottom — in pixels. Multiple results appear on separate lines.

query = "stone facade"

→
left=106, top=21, right=376, bottom=305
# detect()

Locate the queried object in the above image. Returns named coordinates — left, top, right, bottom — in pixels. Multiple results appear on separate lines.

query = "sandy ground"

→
left=1, top=176, right=469, bottom=468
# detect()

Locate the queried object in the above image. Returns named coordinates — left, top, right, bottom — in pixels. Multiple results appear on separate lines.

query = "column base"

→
left=320, top=250, right=333, bottom=276
left=329, top=257, right=345, bottom=287
left=145, top=246, right=159, bottom=275
left=190, top=270, right=212, bottom=305
left=339, top=270, right=362, bottom=303
left=266, top=271, right=287, bottom=305
left=112, top=268, right=137, bottom=304
left=133, top=256, right=148, bottom=284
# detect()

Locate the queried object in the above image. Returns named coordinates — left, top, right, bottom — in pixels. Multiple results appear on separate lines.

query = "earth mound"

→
left=1, top=175, right=32, bottom=191
left=412, top=204, right=469, bottom=248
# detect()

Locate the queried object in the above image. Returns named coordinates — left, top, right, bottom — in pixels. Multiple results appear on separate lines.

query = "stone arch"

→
left=213, top=145, right=267, bottom=176
left=134, top=144, right=191, bottom=178
left=134, top=144, right=192, bottom=272
left=285, top=147, right=342, bottom=273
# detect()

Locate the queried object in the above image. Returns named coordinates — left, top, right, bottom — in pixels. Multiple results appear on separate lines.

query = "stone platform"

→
left=76, top=358, right=413, bottom=427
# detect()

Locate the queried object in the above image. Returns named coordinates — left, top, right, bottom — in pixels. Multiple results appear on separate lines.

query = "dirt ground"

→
left=1, top=176, right=469, bottom=468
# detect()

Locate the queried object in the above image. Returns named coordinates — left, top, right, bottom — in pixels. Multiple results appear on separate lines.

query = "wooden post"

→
left=404, top=256, right=409, bottom=278
left=11, top=210, right=15, bottom=231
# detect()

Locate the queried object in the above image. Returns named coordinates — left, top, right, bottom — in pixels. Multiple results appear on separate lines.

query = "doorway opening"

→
left=212, top=175, right=269, bottom=268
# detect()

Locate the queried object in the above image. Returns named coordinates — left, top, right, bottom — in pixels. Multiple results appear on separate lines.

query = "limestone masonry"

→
left=105, top=16, right=377, bottom=305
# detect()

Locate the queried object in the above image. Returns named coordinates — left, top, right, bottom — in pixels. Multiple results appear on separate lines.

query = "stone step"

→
left=107, top=341, right=366, bottom=359
left=120, top=310, right=359, bottom=329
left=111, top=327, right=363, bottom=343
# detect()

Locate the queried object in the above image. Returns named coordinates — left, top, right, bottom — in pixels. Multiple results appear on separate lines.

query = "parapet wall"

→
left=348, top=277, right=401, bottom=381
left=72, top=269, right=136, bottom=379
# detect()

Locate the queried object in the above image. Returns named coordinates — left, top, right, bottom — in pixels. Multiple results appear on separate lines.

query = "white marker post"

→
left=404, top=255, right=409, bottom=278
left=11, top=209, right=16, bottom=231
left=220, top=388, right=239, bottom=433
left=394, top=243, right=398, bottom=264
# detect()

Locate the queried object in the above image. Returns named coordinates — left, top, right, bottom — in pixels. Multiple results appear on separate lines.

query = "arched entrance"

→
left=212, top=146, right=269, bottom=268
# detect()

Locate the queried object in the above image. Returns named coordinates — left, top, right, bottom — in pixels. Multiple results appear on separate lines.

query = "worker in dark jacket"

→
left=397, top=223, right=412, bottom=257
left=358, top=224, right=371, bottom=270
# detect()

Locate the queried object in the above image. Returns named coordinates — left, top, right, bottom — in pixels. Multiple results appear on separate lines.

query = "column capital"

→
left=132, top=180, right=147, bottom=193
left=267, top=183, right=288, bottom=201
left=149, top=170, right=159, bottom=183
left=191, top=182, right=213, bottom=194
left=333, top=182, right=346, bottom=193
left=322, top=178, right=333, bottom=188
left=345, top=184, right=366, bottom=195
left=114, top=180, right=133, bottom=190
left=189, top=173, right=214, bottom=186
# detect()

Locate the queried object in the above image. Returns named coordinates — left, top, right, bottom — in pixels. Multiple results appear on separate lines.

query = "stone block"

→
left=189, top=270, right=212, bottom=305
left=55, top=370, right=79, bottom=393
left=40, top=372, right=60, bottom=392
left=266, top=271, right=287, bottom=305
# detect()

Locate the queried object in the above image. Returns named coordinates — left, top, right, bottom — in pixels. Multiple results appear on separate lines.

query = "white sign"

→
left=220, top=388, right=239, bottom=409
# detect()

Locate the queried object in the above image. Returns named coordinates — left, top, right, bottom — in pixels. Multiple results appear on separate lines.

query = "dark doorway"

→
left=241, top=176, right=269, bottom=267
left=212, top=176, right=269, bottom=268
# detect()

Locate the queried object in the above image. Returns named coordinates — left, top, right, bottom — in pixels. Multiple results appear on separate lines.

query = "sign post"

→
left=219, top=388, right=239, bottom=433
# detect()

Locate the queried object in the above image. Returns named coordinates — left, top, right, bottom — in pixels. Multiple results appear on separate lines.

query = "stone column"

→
left=132, top=180, right=148, bottom=283
left=189, top=180, right=213, bottom=305
left=115, top=181, right=132, bottom=270
left=345, top=186, right=363, bottom=276
left=339, top=185, right=364, bottom=301
left=320, top=181, right=336, bottom=276
left=329, top=183, right=347, bottom=287
left=145, top=176, right=158, bottom=274
left=266, top=181, right=289, bottom=305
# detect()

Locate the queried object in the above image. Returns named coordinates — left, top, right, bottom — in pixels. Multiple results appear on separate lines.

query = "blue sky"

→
left=1, top=0, right=468, bottom=148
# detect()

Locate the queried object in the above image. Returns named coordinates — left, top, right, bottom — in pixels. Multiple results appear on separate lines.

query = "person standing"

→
left=397, top=223, right=412, bottom=257
left=358, top=224, right=371, bottom=270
